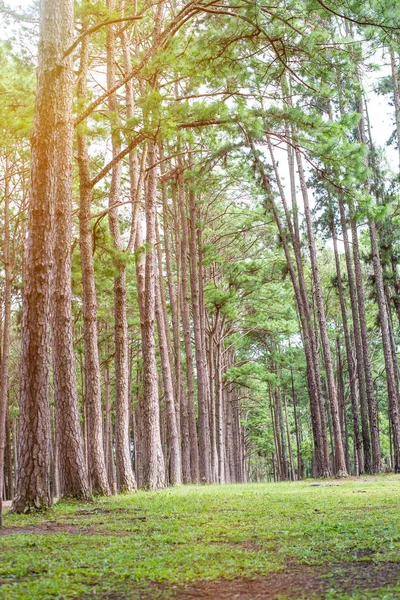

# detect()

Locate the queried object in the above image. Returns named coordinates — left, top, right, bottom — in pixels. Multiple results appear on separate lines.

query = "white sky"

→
left=366, top=66, right=398, bottom=170
left=7, top=0, right=32, bottom=7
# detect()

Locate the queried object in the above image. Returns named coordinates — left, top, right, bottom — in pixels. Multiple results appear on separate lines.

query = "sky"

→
left=8, top=0, right=31, bottom=7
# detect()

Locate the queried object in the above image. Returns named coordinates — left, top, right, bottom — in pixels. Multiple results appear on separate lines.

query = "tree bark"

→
left=370, top=221, right=400, bottom=470
left=51, top=9, right=90, bottom=498
left=252, top=136, right=329, bottom=476
left=295, top=149, right=347, bottom=476
left=12, top=0, right=76, bottom=513
left=155, top=264, right=182, bottom=485
left=160, top=156, right=191, bottom=483
left=141, top=140, right=165, bottom=489
left=175, top=179, right=200, bottom=483
left=0, top=156, right=12, bottom=523
left=106, top=0, right=136, bottom=492
left=186, top=178, right=212, bottom=482
left=77, top=36, right=110, bottom=496
left=390, top=48, right=400, bottom=171
left=215, top=339, right=225, bottom=483
left=332, top=221, right=363, bottom=474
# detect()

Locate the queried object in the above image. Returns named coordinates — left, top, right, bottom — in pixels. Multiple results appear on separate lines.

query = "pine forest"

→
left=1, top=1, right=400, bottom=598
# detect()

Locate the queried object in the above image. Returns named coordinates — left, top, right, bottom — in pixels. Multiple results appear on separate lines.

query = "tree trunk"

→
left=186, top=179, right=211, bottom=482
left=103, top=363, right=117, bottom=493
left=5, top=412, right=13, bottom=500
left=0, top=156, right=12, bottom=524
left=175, top=179, right=200, bottom=483
left=141, top=141, right=165, bottom=489
left=370, top=221, right=400, bottom=470
left=279, top=102, right=330, bottom=476
left=77, top=36, right=110, bottom=497
left=252, top=136, right=329, bottom=476
left=352, top=95, right=383, bottom=472
left=390, top=48, right=400, bottom=170
left=215, top=339, right=225, bottom=483
left=51, top=12, right=90, bottom=499
left=106, top=2, right=136, bottom=492
left=12, top=0, right=76, bottom=513
left=134, top=211, right=146, bottom=489
left=296, top=148, right=347, bottom=477
left=291, top=366, right=303, bottom=479
left=284, top=395, right=296, bottom=481
left=160, top=158, right=191, bottom=483
left=332, top=221, right=363, bottom=474
left=336, top=194, right=374, bottom=472
left=155, top=270, right=182, bottom=486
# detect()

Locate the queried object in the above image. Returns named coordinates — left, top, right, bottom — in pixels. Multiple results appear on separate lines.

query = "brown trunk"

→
left=215, top=339, right=225, bottom=483
left=275, top=384, right=288, bottom=480
left=12, top=0, right=75, bottom=513
left=155, top=213, right=182, bottom=484
left=155, top=270, right=182, bottom=485
left=390, top=48, right=400, bottom=170
left=284, top=395, right=296, bottom=481
left=370, top=221, right=400, bottom=469
left=175, top=180, right=200, bottom=483
left=134, top=210, right=146, bottom=489
left=103, top=364, right=117, bottom=493
left=332, top=222, right=363, bottom=474
left=77, top=36, right=110, bottom=496
left=160, top=156, right=191, bottom=483
left=269, top=386, right=282, bottom=480
left=51, top=12, right=90, bottom=498
left=113, top=266, right=136, bottom=491
left=186, top=179, right=211, bottom=482
left=5, top=412, right=13, bottom=500
left=336, top=338, right=350, bottom=473
left=337, top=194, right=373, bottom=472
left=141, top=141, right=165, bottom=489
left=352, top=96, right=383, bottom=472
left=0, top=157, right=12, bottom=523
left=296, top=149, right=347, bottom=476
left=106, top=2, right=136, bottom=492
left=207, top=334, right=218, bottom=482
left=252, top=137, right=329, bottom=476
left=291, top=366, right=303, bottom=479
left=280, top=99, right=330, bottom=475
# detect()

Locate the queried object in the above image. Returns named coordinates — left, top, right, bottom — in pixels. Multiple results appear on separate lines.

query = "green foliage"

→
left=0, top=41, right=34, bottom=143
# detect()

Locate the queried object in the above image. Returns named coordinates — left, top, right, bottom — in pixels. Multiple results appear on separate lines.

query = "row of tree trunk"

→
left=2, top=0, right=400, bottom=520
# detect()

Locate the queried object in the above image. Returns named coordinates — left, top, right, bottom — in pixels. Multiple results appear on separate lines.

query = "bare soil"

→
left=165, top=560, right=400, bottom=599
left=0, top=522, right=99, bottom=536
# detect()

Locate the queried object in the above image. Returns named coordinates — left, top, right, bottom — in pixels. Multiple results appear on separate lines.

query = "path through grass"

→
left=1, top=475, right=400, bottom=598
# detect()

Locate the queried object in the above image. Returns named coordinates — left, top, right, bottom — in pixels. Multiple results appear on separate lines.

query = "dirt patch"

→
left=168, top=566, right=325, bottom=599
left=0, top=523, right=102, bottom=536
left=75, top=508, right=143, bottom=516
left=309, top=484, right=339, bottom=488
left=77, top=585, right=166, bottom=600
left=75, top=594, right=131, bottom=599
left=208, top=540, right=266, bottom=553
left=237, top=541, right=265, bottom=552
left=343, top=548, right=376, bottom=559
left=165, top=560, right=400, bottom=599
left=329, top=560, right=400, bottom=593
left=76, top=594, right=129, bottom=599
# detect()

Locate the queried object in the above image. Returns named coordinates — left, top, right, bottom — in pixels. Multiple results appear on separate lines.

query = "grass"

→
left=1, top=475, right=400, bottom=599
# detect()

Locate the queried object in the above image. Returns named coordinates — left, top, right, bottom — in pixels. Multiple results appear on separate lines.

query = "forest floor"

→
left=1, top=475, right=400, bottom=599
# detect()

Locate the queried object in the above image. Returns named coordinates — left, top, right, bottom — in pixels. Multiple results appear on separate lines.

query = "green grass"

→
left=1, top=475, right=400, bottom=599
